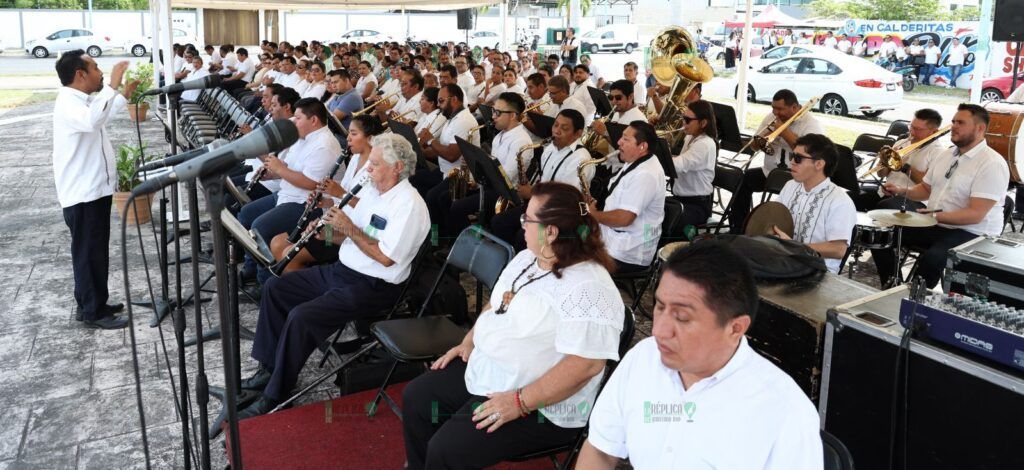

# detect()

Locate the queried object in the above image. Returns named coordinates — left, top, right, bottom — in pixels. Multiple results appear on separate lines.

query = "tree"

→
left=940, top=6, right=980, bottom=21
left=848, top=0, right=943, bottom=21
left=808, top=0, right=856, bottom=19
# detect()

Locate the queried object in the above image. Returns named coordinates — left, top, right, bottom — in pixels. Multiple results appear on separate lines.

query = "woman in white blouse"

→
left=670, top=99, right=718, bottom=239
left=355, top=60, right=378, bottom=103
left=267, top=114, right=384, bottom=272
left=403, top=182, right=625, bottom=469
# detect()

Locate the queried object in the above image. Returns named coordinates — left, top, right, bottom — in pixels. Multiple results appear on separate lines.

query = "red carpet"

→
left=228, top=383, right=562, bottom=469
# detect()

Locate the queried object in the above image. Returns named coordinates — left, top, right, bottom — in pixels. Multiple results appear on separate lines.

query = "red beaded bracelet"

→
left=514, top=388, right=529, bottom=418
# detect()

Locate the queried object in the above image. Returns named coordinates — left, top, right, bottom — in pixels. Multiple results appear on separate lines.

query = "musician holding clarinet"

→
left=240, top=133, right=430, bottom=418
left=53, top=52, right=138, bottom=329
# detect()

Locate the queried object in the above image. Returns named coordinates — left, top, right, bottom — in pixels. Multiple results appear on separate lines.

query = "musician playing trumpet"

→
left=373, top=68, right=424, bottom=124
left=852, top=108, right=945, bottom=212
left=240, top=133, right=430, bottom=419
left=730, top=89, right=824, bottom=233
left=413, top=84, right=480, bottom=225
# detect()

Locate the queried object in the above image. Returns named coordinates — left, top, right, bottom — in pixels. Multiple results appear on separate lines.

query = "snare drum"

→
left=853, top=212, right=894, bottom=250
left=982, top=101, right=1024, bottom=183
left=658, top=241, right=690, bottom=262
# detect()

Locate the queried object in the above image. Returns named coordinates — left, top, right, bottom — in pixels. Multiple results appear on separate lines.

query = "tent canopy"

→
left=724, top=5, right=802, bottom=29
left=170, top=0, right=496, bottom=10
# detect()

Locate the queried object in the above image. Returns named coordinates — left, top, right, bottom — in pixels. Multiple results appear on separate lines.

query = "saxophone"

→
left=446, top=123, right=488, bottom=200
left=494, top=140, right=548, bottom=214
left=578, top=155, right=609, bottom=200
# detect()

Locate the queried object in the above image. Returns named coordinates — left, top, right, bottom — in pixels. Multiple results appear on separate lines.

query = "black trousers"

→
left=728, top=169, right=767, bottom=233
left=870, top=225, right=979, bottom=288
left=446, top=188, right=502, bottom=241
left=489, top=204, right=526, bottom=251
left=425, top=181, right=454, bottom=240
left=852, top=190, right=926, bottom=213
left=669, top=195, right=713, bottom=240
left=402, top=360, right=581, bottom=470
left=225, top=173, right=271, bottom=215
left=63, top=196, right=112, bottom=321
left=253, top=262, right=401, bottom=400
left=615, top=259, right=649, bottom=274
left=411, top=168, right=444, bottom=198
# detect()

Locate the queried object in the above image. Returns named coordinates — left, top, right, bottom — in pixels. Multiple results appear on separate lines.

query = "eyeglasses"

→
left=682, top=116, right=697, bottom=124
left=520, top=214, right=542, bottom=227
left=609, top=94, right=625, bottom=101
left=492, top=109, right=517, bottom=116
left=790, top=153, right=822, bottom=164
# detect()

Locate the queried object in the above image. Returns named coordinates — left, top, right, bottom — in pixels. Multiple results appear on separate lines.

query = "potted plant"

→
left=113, top=143, right=153, bottom=225
left=123, top=62, right=154, bottom=122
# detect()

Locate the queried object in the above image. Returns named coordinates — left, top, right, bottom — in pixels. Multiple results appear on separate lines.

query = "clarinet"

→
left=244, top=165, right=269, bottom=196
left=269, top=179, right=366, bottom=277
left=286, top=148, right=351, bottom=244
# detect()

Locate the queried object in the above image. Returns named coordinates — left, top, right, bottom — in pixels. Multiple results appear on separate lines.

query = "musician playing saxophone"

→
left=730, top=89, right=824, bottom=233
left=852, top=108, right=945, bottom=211
left=585, top=121, right=666, bottom=273
left=445, top=92, right=534, bottom=238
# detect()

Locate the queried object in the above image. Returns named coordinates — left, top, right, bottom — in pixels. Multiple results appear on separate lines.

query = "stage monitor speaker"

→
left=457, top=9, right=474, bottom=31
left=993, top=0, right=1024, bottom=42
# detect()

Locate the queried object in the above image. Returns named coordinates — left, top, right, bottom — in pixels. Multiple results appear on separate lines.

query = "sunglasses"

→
left=791, top=153, right=822, bottom=164
left=609, top=94, right=625, bottom=101
left=682, top=116, right=698, bottom=124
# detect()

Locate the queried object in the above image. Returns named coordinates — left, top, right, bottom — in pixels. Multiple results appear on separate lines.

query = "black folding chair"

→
left=759, top=168, right=793, bottom=204
left=885, top=119, right=910, bottom=140
left=612, top=199, right=679, bottom=318
left=366, top=226, right=515, bottom=419
left=703, top=162, right=745, bottom=234
left=506, top=307, right=636, bottom=469
left=822, top=430, right=855, bottom=470
left=852, top=133, right=895, bottom=155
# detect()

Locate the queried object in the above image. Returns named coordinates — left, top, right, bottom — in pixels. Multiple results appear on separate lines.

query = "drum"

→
left=982, top=101, right=1024, bottom=183
left=853, top=212, right=894, bottom=250
left=658, top=241, right=690, bottom=262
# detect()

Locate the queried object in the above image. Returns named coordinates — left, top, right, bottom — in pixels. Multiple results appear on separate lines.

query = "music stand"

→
left=606, top=122, right=627, bottom=150
left=528, top=113, right=556, bottom=140
left=219, top=208, right=275, bottom=267
left=654, top=137, right=677, bottom=179
left=388, top=118, right=431, bottom=170
left=588, top=86, right=612, bottom=117
left=455, top=136, right=523, bottom=216
left=477, top=104, right=495, bottom=127
left=711, top=101, right=742, bottom=152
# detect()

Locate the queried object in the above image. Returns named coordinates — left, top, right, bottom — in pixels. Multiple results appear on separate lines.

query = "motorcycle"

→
left=891, top=64, right=918, bottom=93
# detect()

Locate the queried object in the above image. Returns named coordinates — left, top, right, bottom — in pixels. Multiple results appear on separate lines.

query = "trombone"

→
left=730, top=96, right=820, bottom=163
left=866, top=124, right=951, bottom=176
left=353, top=91, right=400, bottom=117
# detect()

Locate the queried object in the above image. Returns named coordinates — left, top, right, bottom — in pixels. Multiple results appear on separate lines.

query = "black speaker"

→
left=993, top=0, right=1024, bottom=41
left=457, top=9, right=474, bottom=30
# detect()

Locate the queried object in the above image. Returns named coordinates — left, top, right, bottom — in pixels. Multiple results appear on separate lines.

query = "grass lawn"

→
left=0, top=90, right=56, bottom=109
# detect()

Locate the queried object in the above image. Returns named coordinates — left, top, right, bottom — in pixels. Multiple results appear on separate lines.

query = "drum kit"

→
left=846, top=207, right=938, bottom=284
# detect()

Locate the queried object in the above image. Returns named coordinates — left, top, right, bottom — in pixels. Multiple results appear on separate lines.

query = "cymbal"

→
left=745, top=201, right=794, bottom=238
left=867, top=209, right=938, bottom=228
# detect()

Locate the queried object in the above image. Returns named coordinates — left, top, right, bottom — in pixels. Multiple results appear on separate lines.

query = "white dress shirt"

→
left=52, top=86, right=126, bottom=208
left=755, top=112, right=825, bottom=177
left=503, top=83, right=526, bottom=98
left=335, top=152, right=380, bottom=206
left=555, top=96, right=588, bottom=122
left=182, top=67, right=211, bottom=102
left=457, top=71, right=474, bottom=93
left=337, top=179, right=430, bottom=284
left=880, top=41, right=899, bottom=58
left=466, top=81, right=487, bottom=106
left=491, top=124, right=534, bottom=186
left=924, top=142, right=1009, bottom=236
left=292, top=79, right=311, bottom=96
left=275, top=126, right=343, bottom=206
left=379, top=77, right=401, bottom=97
left=632, top=80, right=647, bottom=108
left=391, top=91, right=423, bottom=122
left=587, top=337, right=823, bottom=469
left=672, top=134, right=717, bottom=198
left=777, top=178, right=857, bottom=273
left=947, top=43, right=969, bottom=66
left=601, top=155, right=666, bottom=266
left=236, top=59, right=255, bottom=82
left=538, top=139, right=592, bottom=189
left=276, top=71, right=302, bottom=90
left=302, top=81, right=327, bottom=100
left=466, top=250, right=624, bottom=428
left=924, top=45, right=941, bottom=65
left=437, top=108, right=480, bottom=175
left=612, top=106, right=647, bottom=125
left=484, top=83, right=507, bottom=103
left=879, top=136, right=947, bottom=195
left=414, top=109, right=447, bottom=137
left=356, top=73, right=378, bottom=96
left=1009, top=84, right=1024, bottom=103
left=569, top=81, right=597, bottom=124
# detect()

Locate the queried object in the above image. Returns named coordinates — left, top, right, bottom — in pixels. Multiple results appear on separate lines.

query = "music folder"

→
left=588, top=86, right=613, bottom=117
left=606, top=122, right=628, bottom=150
left=655, top=137, right=677, bottom=179
left=477, top=104, right=495, bottom=127
left=527, top=113, right=555, bottom=140
left=455, top=136, right=523, bottom=208
left=219, top=208, right=276, bottom=267
left=388, top=119, right=432, bottom=170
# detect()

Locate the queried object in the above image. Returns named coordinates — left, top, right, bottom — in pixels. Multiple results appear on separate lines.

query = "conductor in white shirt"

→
left=53, top=51, right=138, bottom=329
left=579, top=242, right=823, bottom=469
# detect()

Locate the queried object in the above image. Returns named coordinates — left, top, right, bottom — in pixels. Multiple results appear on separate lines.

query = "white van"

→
left=580, top=24, right=639, bottom=54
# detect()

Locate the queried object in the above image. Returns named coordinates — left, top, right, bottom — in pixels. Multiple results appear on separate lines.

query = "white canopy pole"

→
left=970, top=0, right=994, bottom=103
left=258, top=9, right=266, bottom=43
left=403, top=6, right=408, bottom=41
left=149, top=0, right=161, bottom=69
left=734, top=0, right=754, bottom=131
left=500, top=0, right=508, bottom=52
left=569, top=0, right=580, bottom=30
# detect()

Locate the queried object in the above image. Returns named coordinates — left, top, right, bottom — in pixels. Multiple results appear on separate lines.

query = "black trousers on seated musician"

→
left=668, top=194, right=713, bottom=241
left=729, top=169, right=767, bottom=233
left=852, top=189, right=926, bottom=213
left=489, top=204, right=527, bottom=251
left=64, top=195, right=112, bottom=322
left=410, top=167, right=444, bottom=197
left=402, top=359, right=580, bottom=470
left=425, top=182, right=457, bottom=240
left=253, top=262, right=402, bottom=401
left=870, top=226, right=979, bottom=288
left=446, top=188, right=498, bottom=238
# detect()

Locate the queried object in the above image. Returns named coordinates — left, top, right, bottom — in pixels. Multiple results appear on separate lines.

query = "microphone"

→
left=131, top=119, right=299, bottom=196
left=143, top=74, right=223, bottom=96
left=137, top=139, right=229, bottom=173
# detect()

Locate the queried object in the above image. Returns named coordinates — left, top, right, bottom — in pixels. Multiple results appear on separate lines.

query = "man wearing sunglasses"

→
left=590, top=80, right=648, bottom=172
left=872, top=104, right=1010, bottom=288
left=772, top=134, right=857, bottom=274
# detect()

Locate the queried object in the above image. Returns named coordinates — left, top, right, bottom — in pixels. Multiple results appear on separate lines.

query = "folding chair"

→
left=366, top=226, right=515, bottom=418
left=702, top=162, right=744, bottom=234
left=821, top=430, right=855, bottom=470
left=885, top=119, right=910, bottom=140
left=759, top=168, right=793, bottom=204
left=612, top=201, right=678, bottom=319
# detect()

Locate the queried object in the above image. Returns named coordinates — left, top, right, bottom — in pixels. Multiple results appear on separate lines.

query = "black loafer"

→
left=75, top=303, right=125, bottom=322
left=237, top=395, right=280, bottom=420
left=83, top=314, right=130, bottom=330
left=241, top=367, right=272, bottom=391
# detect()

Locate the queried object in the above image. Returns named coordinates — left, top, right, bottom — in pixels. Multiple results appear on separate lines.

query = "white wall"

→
left=0, top=9, right=198, bottom=49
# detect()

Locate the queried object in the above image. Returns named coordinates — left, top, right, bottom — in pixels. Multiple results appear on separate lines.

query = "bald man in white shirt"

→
left=53, top=51, right=138, bottom=329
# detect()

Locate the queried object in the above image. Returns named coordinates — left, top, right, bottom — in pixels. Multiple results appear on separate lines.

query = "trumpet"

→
left=734, top=96, right=820, bottom=160
left=868, top=124, right=951, bottom=176
left=495, top=141, right=548, bottom=214
left=383, top=108, right=418, bottom=128
left=523, top=99, right=551, bottom=115
left=353, top=91, right=400, bottom=117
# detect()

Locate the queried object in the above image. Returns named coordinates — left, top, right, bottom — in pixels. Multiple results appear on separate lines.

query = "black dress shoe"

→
left=84, top=314, right=131, bottom=329
left=241, top=366, right=272, bottom=391
left=237, top=395, right=279, bottom=420
left=75, top=303, right=125, bottom=322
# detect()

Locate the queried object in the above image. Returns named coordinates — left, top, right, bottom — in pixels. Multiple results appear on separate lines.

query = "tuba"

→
left=649, top=27, right=714, bottom=150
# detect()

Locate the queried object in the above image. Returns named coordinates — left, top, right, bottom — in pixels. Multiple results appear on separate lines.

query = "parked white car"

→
left=742, top=53, right=903, bottom=117
left=340, top=29, right=394, bottom=43
left=124, top=28, right=200, bottom=57
left=467, top=31, right=501, bottom=50
left=580, top=24, right=638, bottom=54
left=748, top=44, right=840, bottom=70
left=25, top=29, right=115, bottom=58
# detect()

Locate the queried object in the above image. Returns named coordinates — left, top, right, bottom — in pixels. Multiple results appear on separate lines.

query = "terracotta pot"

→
left=112, top=191, right=153, bottom=226
left=127, top=102, right=149, bottom=122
